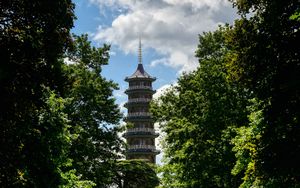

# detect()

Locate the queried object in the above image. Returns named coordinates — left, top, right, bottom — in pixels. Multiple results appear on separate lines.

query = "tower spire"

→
left=138, top=36, right=142, bottom=64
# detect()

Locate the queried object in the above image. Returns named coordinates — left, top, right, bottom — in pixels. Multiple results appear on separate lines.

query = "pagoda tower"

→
left=123, top=39, right=159, bottom=163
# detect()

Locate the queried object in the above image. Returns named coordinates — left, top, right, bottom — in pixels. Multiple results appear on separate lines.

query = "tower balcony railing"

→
left=127, top=128, right=156, bottom=133
left=128, top=145, right=156, bottom=150
left=128, top=85, right=153, bottom=90
left=123, top=128, right=159, bottom=138
left=127, top=112, right=151, bottom=117
left=127, top=98, right=151, bottom=103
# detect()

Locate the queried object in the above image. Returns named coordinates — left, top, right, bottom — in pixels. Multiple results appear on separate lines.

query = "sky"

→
left=72, top=0, right=239, bottom=164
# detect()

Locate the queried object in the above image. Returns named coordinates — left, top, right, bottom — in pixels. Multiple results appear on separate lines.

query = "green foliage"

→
left=231, top=99, right=265, bottom=187
left=0, top=0, right=75, bottom=186
left=110, top=160, right=159, bottom=188
left=227, top=0, right=300, bottom=186
left=152, top=27, right=250, bottom=187
left=60, top=169, right=96, bottom=188
left=25, top=89, right=73, bottom=187
left=3, top=0, right=298, bottom=187
left=154, top=4, right=300, bottom=183
left=1, top=1, right=159, bottom=187
left=155, top=0, right=300, bottom=187
left=153, top=0, right=300, bottom=187
left=40, top=91, right=95, bottom=187
left=290, top=10, right=300, bottom=21
left=63, top=34, right=124, bottom=187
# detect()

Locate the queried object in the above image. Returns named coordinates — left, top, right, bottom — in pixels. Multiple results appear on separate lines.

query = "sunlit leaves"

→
left=152, top=27, right=249, bottom=187
left=63, top=35, right=124, bottom=187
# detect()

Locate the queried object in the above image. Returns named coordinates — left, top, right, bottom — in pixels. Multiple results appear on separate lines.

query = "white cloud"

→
left=118, top=101, right=127, bottom=115
left=109, top=51, right=117, bottom=56
left=90, top=0, right=237, bottom=73
left=153, top=83, right=178, bottom=164
left=153, top=83, right=175, bottom=99
left=113, top=86, right=126, bottom=98
left=154, top=122, right=164, bottom=165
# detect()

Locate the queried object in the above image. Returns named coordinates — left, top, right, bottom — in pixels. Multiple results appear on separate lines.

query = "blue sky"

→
left=72, top=1, right=180, bottom=106
left=71, top=0, right=239, bottom=163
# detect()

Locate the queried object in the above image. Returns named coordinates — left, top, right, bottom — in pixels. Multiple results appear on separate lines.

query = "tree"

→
left=226, top=0, right=300, bottom=186
left=110, top=160, right=159, bottom=188
left=151, top=27, right=250, bottom=187
left=1, top=1, right=157, bottom=187
left=62, top=35, right=161, bottom=187
left=63, top=34, right=124, bottom=187
left=0, top=0, right=75, bottom=186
